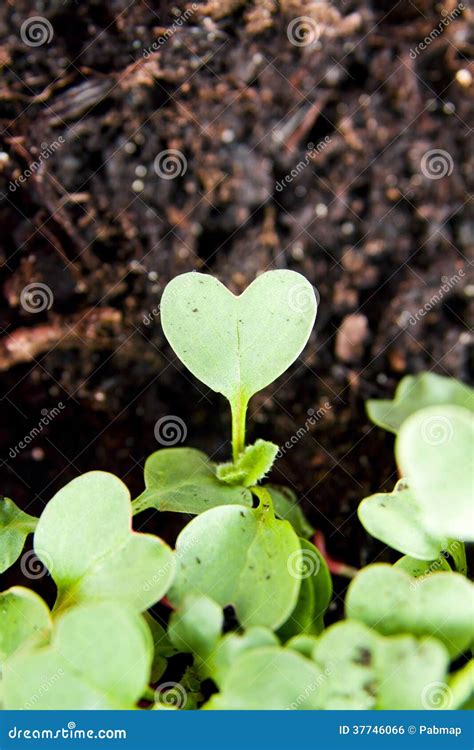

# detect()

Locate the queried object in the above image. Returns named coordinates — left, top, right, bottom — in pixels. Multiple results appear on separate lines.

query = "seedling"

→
left=1, top=274, right=472, bottom=711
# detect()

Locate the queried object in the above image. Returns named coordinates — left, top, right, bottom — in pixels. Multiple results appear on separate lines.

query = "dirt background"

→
left=0, top=0, right=472, bottom=594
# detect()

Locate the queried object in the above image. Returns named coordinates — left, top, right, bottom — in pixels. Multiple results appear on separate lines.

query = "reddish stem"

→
left=314, top=530, right=359, bottom=579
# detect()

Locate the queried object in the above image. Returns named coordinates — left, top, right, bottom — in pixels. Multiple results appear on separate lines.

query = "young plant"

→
left=1, top=274, right=472, bottom=711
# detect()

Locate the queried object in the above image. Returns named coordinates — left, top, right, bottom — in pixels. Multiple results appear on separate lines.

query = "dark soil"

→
left=0, top=0, right=472, bottom=602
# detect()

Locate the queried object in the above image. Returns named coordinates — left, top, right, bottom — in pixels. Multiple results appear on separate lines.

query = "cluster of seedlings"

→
left=1, top=271, right=473, bottom=710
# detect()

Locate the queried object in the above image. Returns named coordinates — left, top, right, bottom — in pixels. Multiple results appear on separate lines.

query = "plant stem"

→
left=231, top=394, right=248, bottom=461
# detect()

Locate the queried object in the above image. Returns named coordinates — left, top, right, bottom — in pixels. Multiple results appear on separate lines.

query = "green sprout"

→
left=1, top=275, right=472, bottom=710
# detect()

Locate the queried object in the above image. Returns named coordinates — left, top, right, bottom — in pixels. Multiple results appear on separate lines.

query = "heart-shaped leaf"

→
left=204, top=646, right=324, bottom=709
left=367, top=373, right=473, bottom=434
left=168, top=494, right=301, bottom=629
left=313, top=620, right=450, bottom=710
left=277, top=538, right=332, bottom=641
left=3, top=601, right=153, bottom=709
left=133, top=448, right=251, bottom=515
left=345, top=564, right=474, bottom=658
left=161, top=271, right=317, bottom=456
left=358, top=479, right=447, bottom=560
left=217, top=439, right=278, bottom=487
left=0, top=587, right=51, bottom=667
left=396, top=405, right=474, bottom=541
left=34, top=471, right=175, bottom=612
left=0, top=498, right=37, bottom=573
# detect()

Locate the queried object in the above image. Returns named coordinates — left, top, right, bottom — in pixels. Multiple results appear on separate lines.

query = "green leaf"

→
left=286, top=634, right=319, bottom=658
left=358, top=478, right=447, bottom=560
left=205, top=627, right=278, bottom=687
left=161, top=271, right=317, bottom=457
left=0, top=497, right=37, bottom=573
left=313, top=620, right=450, bottom=709
left=277, top=538, right=332, bottom=641
left=205, top=646, right=324, bottom=709
left=367, top=373, right=473, bottom=434
left=217, top=440, right=278, bottom=487
left=345, top=564, right=474, bottom=658
left=168, top=594, right=223, bottom=659
left=168, top=496, right=301, bottom=629
left=34, top=471, right=175, bottom=612
left=396, top=405, right=474, bottom=541
left=0, top=587, right=51, bottom=666
left=143, top=613, right=176, bottom=682
left=267, top=485, right=314, bottom=538
left=3, top=602, right=153, bottom=709
left=449, top=661, right=474, bottom=709
left=394, top=554, right=451, bottom=576
left=133, top=448, right=251, bottom=515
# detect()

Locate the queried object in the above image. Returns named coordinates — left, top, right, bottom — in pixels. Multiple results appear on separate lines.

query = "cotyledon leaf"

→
left=358, top=478, right=447, bottom=560
left=313, top=620, right=450, bottom=710
left=133, top=448, right=251, bottom=515
left=345, top=564, right=474, bottom=658
left=168, top=494, right=302, bottom=629
left=277, top=538, right=332, bottom=641
left=396, top=405, right=474, bottom=541
left=3, top=601, right=153, bottom=709
left=161, top=271, right=317, bottom=456
left=0, top=587, right=51, bottom=667
left=367, top=373, right=473, bottom=434
left=0, top=497, right=37, bottom=573
left=266, top=485, right=314, bottom=538
left=34, top=471, right=175, bottom=612
left=204, top=646, right=324, bottom=710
